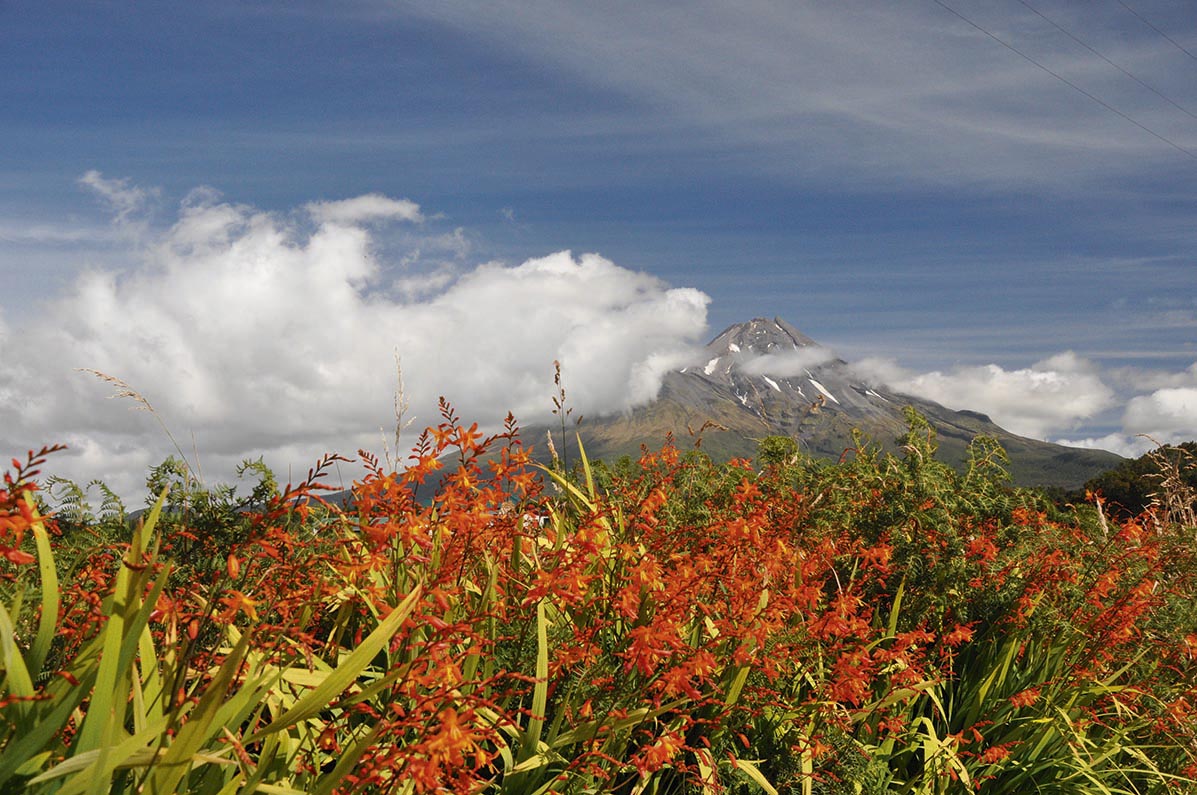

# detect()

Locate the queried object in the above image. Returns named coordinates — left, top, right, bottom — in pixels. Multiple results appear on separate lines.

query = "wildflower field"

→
left=2, top=406, right=1196, bottom=794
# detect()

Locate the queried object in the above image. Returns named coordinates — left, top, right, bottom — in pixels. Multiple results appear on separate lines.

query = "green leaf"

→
left=27, top=497, right=59, bottom=677
left=577, top=434, right=597, bottom=502
left=0, top=663, right=97, bottom=787
left=74, top=488, right=168, bottom=756
left=519, top=599, right=550, bottom=763
left=724, top=665, right=750, bottom=709
left=0, top=601, right=35, bottom=728
left=549, top=702, right=683, bottom=749
left=140, top=630, right=254, bottom=794
left=250, top=583, right=423, bottom=740
left=732, top=757, right=779, bottom=795
left=74, top=540, right=142, bottom=753
left=886, top=575, right=906, bottom=639
left=28, top=715, right=175, bottom=792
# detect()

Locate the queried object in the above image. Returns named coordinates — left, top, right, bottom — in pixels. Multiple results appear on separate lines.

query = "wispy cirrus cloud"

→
left=0, top=220, right=122, bottom=246
left=304, top=193, right=424, bottom=225
left=79, top=170, right=158, bottom=227
left=400, top=0, right=1197, bottom=193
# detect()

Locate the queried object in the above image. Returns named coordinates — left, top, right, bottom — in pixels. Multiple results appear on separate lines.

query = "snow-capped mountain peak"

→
left=548, top=316, right=1124, bottom=489
left=708, top=316, right=820, bottom=357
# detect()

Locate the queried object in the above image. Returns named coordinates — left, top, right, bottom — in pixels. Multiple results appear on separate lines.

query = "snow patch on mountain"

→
left=808, top=378, right=840, bottom=404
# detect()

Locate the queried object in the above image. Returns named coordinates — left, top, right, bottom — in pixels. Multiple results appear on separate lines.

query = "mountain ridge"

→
left=545, top=317, right=1123, bottom=488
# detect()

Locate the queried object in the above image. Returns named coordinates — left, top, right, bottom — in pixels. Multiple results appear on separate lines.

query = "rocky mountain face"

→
left=558, top=317, right=1123, bottom=488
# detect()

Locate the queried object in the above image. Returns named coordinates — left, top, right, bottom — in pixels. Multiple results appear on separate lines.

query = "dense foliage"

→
left=2, top=407, right=1196, bottom=794
left=1081, top=442, right=1197, bottom=519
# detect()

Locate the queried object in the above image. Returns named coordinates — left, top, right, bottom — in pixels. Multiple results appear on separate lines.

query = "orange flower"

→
left=827, top=649, right=876, bottom=706
left=2, top=546, right=35, bottom=565
left=978, top=745, right=1011, bottom=764
left=638, top=730, right=684, bottom=773
left=943, top=622, right=975, bottom=647
left=454, top=422, right=483, bottom=451
left=217, top=590, right=259, bottom=622
left=1009, top=687, right=1041, bottom=709
left=862, top=542, right=893, bottom=573
left=965, top=536, right=998, bottom=564
left=424, top=707, right=488, bottom=770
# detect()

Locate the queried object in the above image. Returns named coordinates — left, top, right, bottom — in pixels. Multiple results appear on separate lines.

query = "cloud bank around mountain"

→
left=853, top=353, right=1197, bottom=458
left=0, top=176, right=709, bottom=498
left=875, top=352, right=1117, bottom=440
left=739, top=347, right=837, bottom=378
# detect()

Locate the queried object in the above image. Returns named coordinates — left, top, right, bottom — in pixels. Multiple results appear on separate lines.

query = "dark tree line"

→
left=1081, top=441, right=1197, bottom=518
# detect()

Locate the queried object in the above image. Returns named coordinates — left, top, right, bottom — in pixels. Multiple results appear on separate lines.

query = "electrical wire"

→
left=930, top=0, right=1197, bottom=161
left=1115, top=0, right=1197, bottom=64
left=1018, top=0, right=1197, bottom=122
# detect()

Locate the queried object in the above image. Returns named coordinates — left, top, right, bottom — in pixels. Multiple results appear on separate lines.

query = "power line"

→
left=930, top=0, right=1197, bottom=161
left=1018, top=0, right=1197, bottom=123
left=1115, top=0, right=1197, bottom=64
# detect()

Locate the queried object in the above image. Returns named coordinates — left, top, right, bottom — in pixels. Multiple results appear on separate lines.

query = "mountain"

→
left=550, top=317, right=1123, bottom=488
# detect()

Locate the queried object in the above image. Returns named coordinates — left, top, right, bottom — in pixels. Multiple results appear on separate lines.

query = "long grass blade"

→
left=27, top=495, right=59, bottom=677
left=519, top=599, right=550, bottom=762
left=141, top=630, right=254, bottom=794
left=550, top=702, right=684, bottom=749
left=250, top=583, right=423, bottom=739
left=886, top=574, right=905, bottom=639
left=0, top=662, right=98, bottom=787
left=732, top=757, right=779, bottom=795
left=576, top=434, right=597, bottom=502
left=0, top=602, right=33, bottom=700
left=75, top=490, right=167, bottom=754
left=28, top=714, right=172, bottom=791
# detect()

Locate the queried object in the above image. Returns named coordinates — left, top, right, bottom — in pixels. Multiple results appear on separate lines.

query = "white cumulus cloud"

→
left=856, top=351, right=1197, bottom=457
left=1123, top=387, right=1197, bottom=442
left=853, top=351, right=1116, bottom=440
left=1056, top=383, right=1197, bottom=457
left=0, top=179, right=708, bottom=499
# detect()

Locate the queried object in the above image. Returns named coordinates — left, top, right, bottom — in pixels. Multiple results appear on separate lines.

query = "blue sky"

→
left=3, top=1, right=1196, bottom=496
